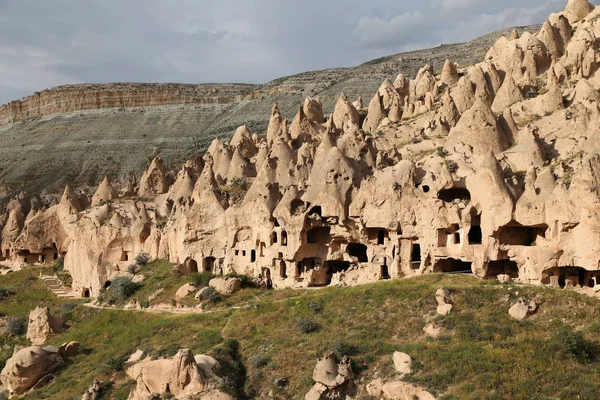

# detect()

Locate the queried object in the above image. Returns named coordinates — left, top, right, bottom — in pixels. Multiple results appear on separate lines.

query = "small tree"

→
left=135, top=252, right=150, bottom=267
left=127, top=264, right=138, bottom=275
left=110, top=277, right=140, bottom=300
left=5, top=316, right=27, bottom=336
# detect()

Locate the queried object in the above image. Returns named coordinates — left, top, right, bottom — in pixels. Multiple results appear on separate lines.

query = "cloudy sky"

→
left=0, top=0, right=593, bottom=104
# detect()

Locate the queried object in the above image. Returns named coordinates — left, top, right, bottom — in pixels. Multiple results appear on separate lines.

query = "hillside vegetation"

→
left=1, top=261, right=600, bottom=399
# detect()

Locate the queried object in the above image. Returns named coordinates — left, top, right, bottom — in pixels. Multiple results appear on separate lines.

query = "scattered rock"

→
left=26, top=307, right=64, bottom=346
left=382, top=380, right=437, bottom=400
left=209, top=277, right=242, bottom=296
left=195, top=286, right=210, bottom=301
left=436, top=304, right=453, bottom=316
left=59, top=341, right=80, bottom=358
left=175, top=283, right=197, bottom=301
left=305, top=353, right=356, bottom=400
left=0, top=345, right=64, bottom=395
left=423, top=322, right=442, bottom=338
left=509, top=298, right=538, bottom=320
left=274, top=377, right=289, bottom=388
left=497, top=274, right=512, bottom=284
left=392, top=352, right=412, bottom=375
left=81, top=379, right=101, bottom=400
left=435, top=288, right=452, bottom=305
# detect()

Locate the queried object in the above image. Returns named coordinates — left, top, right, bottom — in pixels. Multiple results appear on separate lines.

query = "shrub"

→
left=60, top=302, right=78, bottom=320
left=249, top=354, right=270, bottom=368
left=105, top=354, right=128, bottom=371
left=332, top=339, right=358, bottom=357
left=445, top=160, right=459, bottom=173
left=5, top=316, right=27, bottom=336
left=307, top=301, right=323, bottom=313
left=436, top=147, right=449, bottom=158
left=135, top=252, right=150, bottom=267
left=225, top=273, right=256, bottom=289
left=230, top=177, right=249, bottom=191
left=550, top=327, right=595, bottom=363
left=140, top=300, right=150, bottom=309
left=297, top=318, right=320, bottom=334
left=127, top=264, right=138, bottom=275
left=53, top=255, right=65, bottom=272
left=0, top=287, right=9, bottom=299
left=193, top=272, right=215, bottom=288
left=200, top=286, right=221, bottom=303
left=109, top=277, right=140, bottom=300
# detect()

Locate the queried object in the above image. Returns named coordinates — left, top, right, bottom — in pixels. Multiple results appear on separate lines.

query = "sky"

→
left=0, top=0, right=593, bottom=104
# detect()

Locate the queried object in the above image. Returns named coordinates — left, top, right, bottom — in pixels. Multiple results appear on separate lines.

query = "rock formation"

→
left=0, top=2, right=599, bottom=299
left=26, top=307, right=64, bottom=345
left=0, top=345, right=64, bottom=396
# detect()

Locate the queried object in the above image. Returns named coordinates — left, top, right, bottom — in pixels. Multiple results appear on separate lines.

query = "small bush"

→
left=193, top=272, right=215, bottom=288
left=60, top=302, right=78, bottom=320
left=307, top=301, right=323, bottom=313
left=436, top=147, right=449, bottom=158
left=135, top=252, right=150, bottom=267
left=249, top=354, right=270, bottom=368
left=297, top=318, right=320, bottom=334
left=550, top=327, right=595, bottom=363
left=230, top=177, right=249, bottom=191
left=140, top=300, right=150, bottom=309
left=127, top=264, right=138, bottom=275
left=200, top=286, right=221, bottom=303
left=0, top=287, right=10, bottom=299
left=105, top=354, right=128, bottom=371
left=332, top=339, right=358, bottom=357
left=225, top=273, right=256, bottom=289
left=445, top=160, right=459, bottom=173
left=109, top=277, right=140, bottom=300
left=53, top=255, right=65, bottom=272
left=5, top=316, right=27, bottom=336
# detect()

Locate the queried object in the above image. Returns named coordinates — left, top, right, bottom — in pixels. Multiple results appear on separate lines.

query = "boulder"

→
left=564, top=0, right=595, bottom=23
left=175, top=283, right=197, bottom=301
left=436, top=304, right=453, bottom=316
left=59, top=341, right=80, bottom=358
left=435, top=288, right=452, bottom=305
left=509, top=298, right=538, bottom=320
left=127, top=349, right=207, bottom=400
left=366, top=378, right=384, bottom=397
left=497, top=274, right=512, bottom=284
left=392, top=352, right=412, bottom=375
left=81, top=379, right=101, bottom=400
left=423, top=323, right=441, bottom=338
left=209, top=277, right=242, bottom=296
left=26, top=307, right=64, bottom=346
left=382, top=381, right=437, bottom=400
left=0, top=345, right=64, bottom=395
left=195, top=286, right=210, bottom=301
left=305, top=353, right=355, bottom=400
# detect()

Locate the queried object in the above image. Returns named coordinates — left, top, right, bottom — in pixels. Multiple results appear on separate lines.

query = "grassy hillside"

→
left=1, top=262, right=600, bottom=399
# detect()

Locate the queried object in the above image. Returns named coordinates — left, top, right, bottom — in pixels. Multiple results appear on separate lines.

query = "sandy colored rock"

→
left=26, top=307, right=64, bottom=346
left=209, top=277, right=241, bottom=295
left=175, top=283, right=197, bottom=301
left=437, top=304, right=453, bottom=316
left=423, top=323, right=441, bottom=338
left=0, top=345, right=64, bottom=396
left=509, top=298, right=538, bottom=320
left=59, top=341, right=80, bottom=358
left=81, top=379, right=101, bottom=400
left=382, top=381, right=436, bottom=400
left=564, top=0, right=595, bottom=23
left=392, top=352, right=412, bottom=375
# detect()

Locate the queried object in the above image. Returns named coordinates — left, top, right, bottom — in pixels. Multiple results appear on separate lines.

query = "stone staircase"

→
left=40, top=275, right=77, bottom=298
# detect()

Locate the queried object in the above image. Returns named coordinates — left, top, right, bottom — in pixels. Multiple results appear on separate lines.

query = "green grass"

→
left=2, top=268, right=600, bottom=399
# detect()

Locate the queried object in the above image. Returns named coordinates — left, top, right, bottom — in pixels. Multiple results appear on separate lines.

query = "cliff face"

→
left=0, top=83, right=255, bottom=126
left=0, top=25, right=539, bottom=198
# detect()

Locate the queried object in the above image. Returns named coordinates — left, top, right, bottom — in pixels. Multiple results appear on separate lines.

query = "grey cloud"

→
left=0, top=0, right=596, bottom=104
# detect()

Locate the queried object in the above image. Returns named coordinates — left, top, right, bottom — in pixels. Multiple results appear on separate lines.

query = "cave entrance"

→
left=468, top=211, right=482, bottom=245
left=307, top=226, right=331, bottom=244
left=438, top=188, right=471, bottom=203
left=486, top=260, right=519, bottom=278
left=381, top=257, right=390, bottom=280
left=347, top=243, right=368, bottom=263
left=498, top=222, right=547, bottom=246
left=120, top=251, right=129, bottom=262
left=83, top=289, right=90, bottom=298
left=323, top=260, right=352, bottom=285
left=204, top=257, right=216, bottom=273
left=183, top=258, right=199, bottom=274
left=296, top=258, right=320, bottom=279
left=411, top=243, right=421, bottom=269
left=280, top=260, right=287, bottom=279
left=104, top=281, right=112, bottom=288
left=433, top=258, right=473, bottom=273
left=542, top=267, right=590, bottom=288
